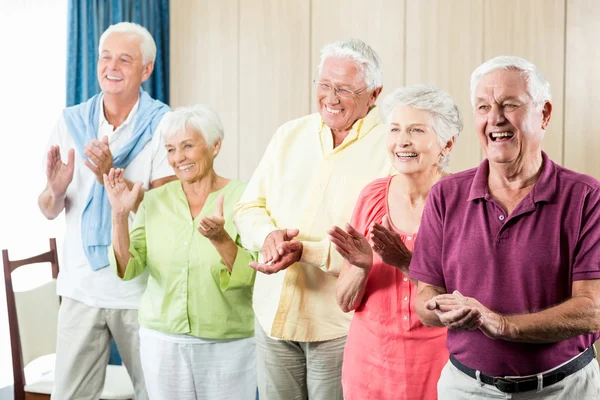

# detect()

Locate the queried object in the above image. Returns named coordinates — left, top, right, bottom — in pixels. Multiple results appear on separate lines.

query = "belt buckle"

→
left=492, top=376, right=524, bottom=393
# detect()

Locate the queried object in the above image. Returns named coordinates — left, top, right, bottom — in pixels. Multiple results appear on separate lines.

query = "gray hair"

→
left=381, top=85, right=463, bottom=171
left=98, top=22, right=156, bottom=65
left=161, top=105, right=225, bottom=146
left=317, top=39, right=383, bottom=89
left=470, top=56, right=551, bottom=110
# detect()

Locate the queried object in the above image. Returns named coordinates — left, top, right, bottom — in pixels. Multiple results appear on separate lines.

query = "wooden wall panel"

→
left=169, top=0, right=239, bottom=179
left=310, top=0, right=406, bottom=112
left=564, top=0, right=600, bottom=179
left=238, top=0, right=311, bottom=181
left=483, top=0, right=566, bottom=165
left=405, top=0, right=484, bottom=173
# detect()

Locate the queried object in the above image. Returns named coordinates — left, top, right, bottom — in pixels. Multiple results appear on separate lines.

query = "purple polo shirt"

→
left=409, top=152, right=600, bottom=376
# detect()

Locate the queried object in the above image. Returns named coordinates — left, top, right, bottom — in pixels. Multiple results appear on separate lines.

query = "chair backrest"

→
left=2, top=238, right=60, bottom=400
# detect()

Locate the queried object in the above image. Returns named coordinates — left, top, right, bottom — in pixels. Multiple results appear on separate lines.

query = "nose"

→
left=174, top=148, right=185, bottom=164
left=398, top=129, right=411, bottom=146
left=325, top=87, right=340, bottom=104
left=487, top=105, right=506, bottom=125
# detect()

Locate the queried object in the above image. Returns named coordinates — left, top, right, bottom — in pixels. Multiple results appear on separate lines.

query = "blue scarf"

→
left=63, top=90, right=170, bottom=270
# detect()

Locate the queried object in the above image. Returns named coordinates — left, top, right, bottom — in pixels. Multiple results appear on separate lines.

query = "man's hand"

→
left=250, top=240, right=303, bottom=275
left=261, top=228, right=300, bottom=264
left=428, top=290, right=508, bottom=338
left=198, top=195, right=230, bottom=243
left=370, top=215, right=412, bottom=270
left=46, top=146, right=75, bottom=196
left=328, top=223, right=373, bottom=271
left=84, top=135, right=114, bottom=184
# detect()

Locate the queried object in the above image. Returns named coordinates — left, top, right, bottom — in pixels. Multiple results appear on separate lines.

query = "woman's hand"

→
left=104, top=168, right=142, bottom=217
left=328, top=223, right=373, bottom=271
left=370, top=215, right=412, bottom=270
left=198, top=195, right=230, bottom=243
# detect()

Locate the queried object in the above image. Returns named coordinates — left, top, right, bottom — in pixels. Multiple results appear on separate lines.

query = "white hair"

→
left=381, top=85, right=463, bottom=171
left=470, top=56, right=551, bottom=110
left=98, top=22, right=156, bottom=65
left=161, top=105, right=225, bottom=147
left=317, top=38, right=383, bottom=89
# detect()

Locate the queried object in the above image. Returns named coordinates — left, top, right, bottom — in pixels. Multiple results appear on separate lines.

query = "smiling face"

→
left=316, top=57, right=381, bottom=133
left=386, top=105, right=451, bottom=175
left=165, top=126, right=219, bottom=183
left=97, top=32, right=153, bottom=97
left=473, top=69, right=551, bottom=166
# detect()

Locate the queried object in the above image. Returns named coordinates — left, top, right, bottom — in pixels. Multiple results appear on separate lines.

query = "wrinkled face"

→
left=386, top=105, right=450, bottom=175
left=473, top=69, right=551, bottom=166
left=316, top=57, right=380, bottom=132
left=97, top=32, right=152, bottom=97
left=165, top=126, right=217, bottom=183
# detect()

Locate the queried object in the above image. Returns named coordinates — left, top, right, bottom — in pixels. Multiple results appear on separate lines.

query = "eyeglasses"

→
left=313, top=80, right=371, bottom=99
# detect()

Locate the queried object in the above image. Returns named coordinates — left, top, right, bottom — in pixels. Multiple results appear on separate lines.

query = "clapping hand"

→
left=46, top=146, right=75, bottom=196
left=370, top=215, right=412, bottom=270
left=250, top=229, right=303, bottom=275
left=104, top=168, right=142, bottom=217
left=198, top=195, right=229, bottom=243
left=328, top=223, right=373, bottom=270
left=85, top=136, right=114, bottom=185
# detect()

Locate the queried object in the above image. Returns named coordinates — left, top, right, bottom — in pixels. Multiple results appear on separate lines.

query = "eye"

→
left=503, top=103, right=518, bottom=109
left=319, top=83, right=332, bottom=91
left=120, top=58, right=129, bottom=63
left=477, top=104, right=490, bottom=110
left=184, top=144, right=192, bottom=148
left=411, top=127, right=424, bottom=134
left=102, top=55, right=110, bottom=60
left=390, top=127, right=400, bottom=133
left=167, top=148, right=174, bottom=153
left=337, top=88, right=353, bottom=97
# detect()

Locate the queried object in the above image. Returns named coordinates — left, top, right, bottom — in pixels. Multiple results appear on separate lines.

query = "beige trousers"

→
left=254, top=318, right=345, bottom=400
left=437, top=357, right=600, bottom=400
left=51, top=297, right=147, bottom=400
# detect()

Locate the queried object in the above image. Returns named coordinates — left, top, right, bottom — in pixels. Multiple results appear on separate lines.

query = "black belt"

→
left=449, top=347, right=595, bottom=394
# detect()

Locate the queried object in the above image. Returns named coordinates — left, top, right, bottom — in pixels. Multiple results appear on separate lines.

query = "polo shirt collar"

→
left=468, top=151, right=557, bottom=204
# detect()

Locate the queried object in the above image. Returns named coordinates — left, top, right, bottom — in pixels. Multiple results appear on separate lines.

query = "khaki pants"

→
left=52, top=297, right=148, bottom=400
left=437, top=356, right=600, bottom=400
left=254, top=319, right=345, bottom=400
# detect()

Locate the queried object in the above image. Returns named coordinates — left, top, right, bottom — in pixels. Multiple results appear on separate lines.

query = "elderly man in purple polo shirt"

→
left=410, top=56, right=600, bottom=399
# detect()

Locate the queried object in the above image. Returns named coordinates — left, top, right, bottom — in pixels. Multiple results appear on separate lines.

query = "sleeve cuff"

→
left=220, top=247, right=257, bottom=291
left=299, top=239, right=328, bottom=268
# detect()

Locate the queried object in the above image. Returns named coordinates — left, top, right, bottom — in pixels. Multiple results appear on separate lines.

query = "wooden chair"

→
left=3, top=238, right=134, bottom=400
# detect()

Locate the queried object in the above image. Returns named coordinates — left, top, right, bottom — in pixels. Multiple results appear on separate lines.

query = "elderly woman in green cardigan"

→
left=105, top=104, right=257, bottom=400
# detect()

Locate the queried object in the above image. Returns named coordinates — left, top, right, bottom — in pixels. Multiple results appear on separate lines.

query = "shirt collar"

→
left=319, top=105, right=381, bottom=139
left=468, top=151, right=557, bottom=203
left=99, top=93, right=140, bottom=130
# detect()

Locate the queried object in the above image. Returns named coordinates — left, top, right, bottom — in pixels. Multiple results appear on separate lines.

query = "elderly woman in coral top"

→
left=329, top=85, right=462, bottom=400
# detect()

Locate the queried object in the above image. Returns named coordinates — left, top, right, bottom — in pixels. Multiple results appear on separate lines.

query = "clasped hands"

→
left=249, top=229, right=303, bottom=274
left=426, top=290, right=507, bottom=339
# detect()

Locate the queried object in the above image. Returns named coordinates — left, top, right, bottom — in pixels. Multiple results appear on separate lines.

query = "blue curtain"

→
left=66, top=0, right=170, bottom=106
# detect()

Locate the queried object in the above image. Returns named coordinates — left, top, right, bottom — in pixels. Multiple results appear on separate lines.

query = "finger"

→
left=92, top=137, right=111, bottom=157
left=132, top=182, right=143, bottom=195
left=200, top=217, right=218, bottom=230
left=85, top=142, right=105, bottom=160
left=84, top=148, right=103, bottom=168
left=447, top=308, right=482, bottom=330
left=84, top=160, right=101, bottom=176
left=285, top=228, right=299, bottom=240
left=371, top=227, right=395, bottom=247
left=215, top=195, right=224, bottom=217
left=345, top=223, right=364, bottom=239
left=107, top=168, right=116, bottom=187
left=116, top=168, right=126, bottom=182
left=332, top=244, right=351, bottom=261
left=440, top=307, right=472, bottom=325
left=425, top=299, right=439, bottom=310
left=452, top=290, right=467, bottom=301
left=328, top=227, right=350, bottom=244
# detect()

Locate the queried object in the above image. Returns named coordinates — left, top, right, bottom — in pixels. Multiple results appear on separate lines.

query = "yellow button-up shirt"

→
left=234, top=107, right=393, bottom=342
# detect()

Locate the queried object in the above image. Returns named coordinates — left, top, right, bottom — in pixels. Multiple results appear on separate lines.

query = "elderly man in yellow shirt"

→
left=234, top=39, right=393, bottom=400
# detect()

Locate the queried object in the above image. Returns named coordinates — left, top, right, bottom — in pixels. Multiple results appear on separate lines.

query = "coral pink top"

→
left=342, top=176, right=448, bottom=400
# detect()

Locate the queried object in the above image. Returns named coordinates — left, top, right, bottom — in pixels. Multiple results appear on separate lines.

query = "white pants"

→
left=437, top=357, right=600, bottom=399
left=52, top=297, right=147, bottom=400
left=139, top=328, right=256, bottom=400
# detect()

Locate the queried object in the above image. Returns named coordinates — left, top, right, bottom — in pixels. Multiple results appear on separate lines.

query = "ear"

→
left=368, top=86, right=383, bottom=107
left=141, top=61, right=155, bottom=82
left=212, top=139, right=222, bottom=158
left=441, top=136, right=456, bottom=156
left=541, top=101, right=552, bottom=130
